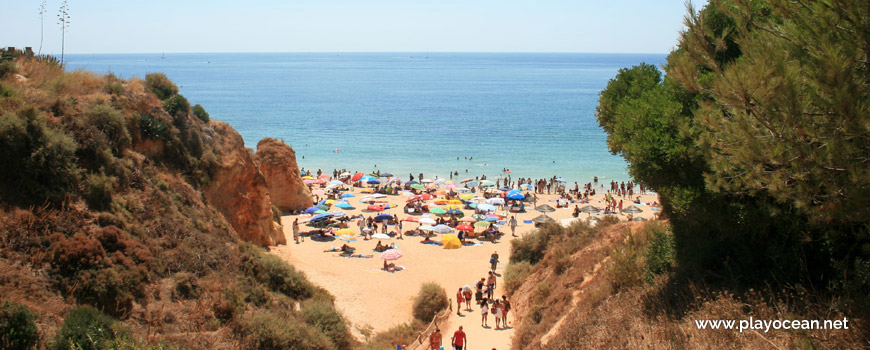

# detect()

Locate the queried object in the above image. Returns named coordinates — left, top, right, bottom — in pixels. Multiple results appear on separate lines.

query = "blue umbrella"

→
left=311, top=213, right=334, bottom=222
left=367, top=179, right=381, bottom=185
left=506, top=192, right=525, bottom=200
left=499, top=186, right=511, bottom=191
left=406, top=180, right=419, bottom=185
left=304, top=206, right=320, bottom=214
left=380, top=172, right=394, bottom=177
left=359, top=176, right=377, bottom=182
left=336, top=202, right=353, bottom=209
left=478, top=203, right=497, bottom=212
left=446, top=209, right=463, bottom=215
left=485, top=216, right=499, bottom=222
left=374, top=213, right=394, bottom=222
left=317, top=199, right=327, bottom=206
left=340, top=193, right=355, bottom=198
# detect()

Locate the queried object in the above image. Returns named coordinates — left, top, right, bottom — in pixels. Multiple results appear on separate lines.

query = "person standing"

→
left=451, top=326, right=467, bottom=350
left=490, top=251, right=499, bottom=272
left=486, top=271, right=497, bottom=299
left=509, top=216, right=518, bottom=237
left=480, top=298, right=490, bottom=327
left=428, top=328, right=442, bottom=350
left=292, top=218, right=301, bottom=243
left=456, top=288, right=465, bottom=316
left=502, top=295, right=512, bottom=327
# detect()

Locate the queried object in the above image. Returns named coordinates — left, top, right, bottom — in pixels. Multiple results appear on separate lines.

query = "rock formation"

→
left=256, top=138, right=313, bottom=212
left=203, top=122, right=285, bottom=246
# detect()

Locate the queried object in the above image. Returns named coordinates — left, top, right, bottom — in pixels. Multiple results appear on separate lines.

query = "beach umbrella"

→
left=479, top=180, right=496, bottom=187
left=311, top=213, right=334, bottom=222
left=316, top=179, right=327, bottom=184
left=367, top=205, right=385, bottom=212
left=421, top=178, right=434, bottom=183
left=335, top=202, right=353, bottom=209
left=367, top=179, right=381, bottom=185
left=446, top=209, right=463, bottom=216
left=465, top=181, right=479, bottom=188
left=324, top=199, right=337, bottom=205
left=443, top=204, right=463, bottom=210
left=460, top=217, right=477, bottom=223
left=433, top=199, right=450, bottom=205
left=506, top=192, right=525, bottom=200
left=532, top=214, right=555, bottom=223
left=302, top=175, right=315, bottom=180
left=484, top=216, right=499, bottom=222
left=445, top=180, right=455, bottom=185
left=303, top=179, right=317, bottom=185
left=460, top=178, right=474, bottom=183
left=623, top=205, right=644, bottom=214
left=444, top=184, right=458, bottom=189
left=519, top=184, right=531, bottom=189
left=418, top=218, right=437, bottom=225
left=447, top=199, right=464, bottom=205
left=474, top=221, right=491, bottom=227
left=418, top=225, right=435, bottom=231
left=411, top=184, right=425, bottom=190
left=304, top=206, right=320, bottom=214
left=380, top=249, right=403, bottom=261
left=351, top=172, right=364, bottom=182
left=441, top=234, right=461, bottom=249
left=459, top=194, right=475, bottom=200
left=403, top=216, right=419, bottom=222
left=380, top=172, right=394, bottom=177
left=406, top=180, right=419, bottom=185
left=336, top=234, right=357, bottom=242
left=314, top=210, right=327, bottom=214
left=340, top=193, right=355, bottom=198
left=336, top=228, right=354, bottom=236
left=471, top=214, right=487, bottom=221
left=498, top=186, right=511, bottom=191
left=454, top=187, right=471, bottom=193
left=330, top=210, right=346, bottom=216
left=429, top=208, right=447, bottom=215
left=455, top=224, right=474, bottom=231
left=374, top=213, right=394, bottom=222
left=433, top=178, right=447, bottom=184
left=579, top=205, right=600, bottom=214
left=535, top=205, right=556, bottom=213
left=339, top=172, right=351, bottom=178
left=419, top=193, right=432, bottom=200
left=433, top=224, right=453, bottom=234
left=318, top=174, right=331, bottom=179
left=316, top=204, right=330, bottom=211
left=329, top=180, right=345, bottom=186
left=477, top=203, right=497, bottom=212
left=372, top=233, right=392, bottom=240
left=486, top=198, right=505, bottom=206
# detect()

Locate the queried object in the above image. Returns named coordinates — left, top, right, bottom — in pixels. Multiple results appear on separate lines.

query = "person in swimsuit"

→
left=480, top=297, right=489, bottom=327
left=428, top=328, right=442, bottom=350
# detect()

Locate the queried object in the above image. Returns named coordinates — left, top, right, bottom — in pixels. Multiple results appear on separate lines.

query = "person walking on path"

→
left=502, top=295, right=512, bottom=327
left=456, top=288, right=465, bottom=316
left=428, top=328, right=442, bottom=350
left=451, top=326, right=467, bottom=350
left=490, top=251, right=500, bottom=272
left=486, top=271, right=497, bottom=299
left=509, top=216, right=518, bottom=237
left=292, top=218, right=301, bottom=243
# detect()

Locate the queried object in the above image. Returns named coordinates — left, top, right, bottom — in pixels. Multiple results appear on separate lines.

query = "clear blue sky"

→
left=1, top=0, right=701, bottom=54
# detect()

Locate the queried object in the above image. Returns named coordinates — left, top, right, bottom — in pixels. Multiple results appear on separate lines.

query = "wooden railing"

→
left=404, top=298, right=453, bottom=350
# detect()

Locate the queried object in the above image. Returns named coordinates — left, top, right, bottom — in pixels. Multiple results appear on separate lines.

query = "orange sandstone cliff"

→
left=256, top=138, right=314, bottom=212
left=203, top=122, right=286, bottom=246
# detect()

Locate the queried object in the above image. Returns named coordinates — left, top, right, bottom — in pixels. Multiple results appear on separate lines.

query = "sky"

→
left=1, top=0, right=700, bottom=54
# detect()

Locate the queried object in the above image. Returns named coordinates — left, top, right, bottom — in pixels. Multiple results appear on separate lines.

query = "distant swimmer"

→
left=333, top=148, right=341, bottom=153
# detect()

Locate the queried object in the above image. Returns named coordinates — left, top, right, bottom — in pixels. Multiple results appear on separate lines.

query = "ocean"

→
left=65, top=52, right=666, bottom=184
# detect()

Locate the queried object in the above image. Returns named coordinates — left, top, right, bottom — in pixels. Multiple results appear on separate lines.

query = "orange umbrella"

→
left=351, top=172, right=364, bottom=182
left=455, top=224, right=474, bottom=231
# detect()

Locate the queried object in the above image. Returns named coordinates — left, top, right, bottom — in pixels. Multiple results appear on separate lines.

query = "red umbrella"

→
left=318, top=174, right=331, bottom=179
left=403, top=216, right=419, bottom=222
left=420, top=193, right=432, bottom=200
left=351, top=172, right=364, bottom=182
left=367, top=205, right=384, bottom=212
left=455, top=224, right=474, bottom=231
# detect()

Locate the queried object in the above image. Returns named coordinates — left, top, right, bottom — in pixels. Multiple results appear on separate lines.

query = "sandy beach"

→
left=271, top=174, right=659, bottom=349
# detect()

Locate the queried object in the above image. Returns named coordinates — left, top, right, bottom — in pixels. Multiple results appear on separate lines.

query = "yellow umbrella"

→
left=302, top=176, right=315, bottom=180
left=325, top=199, right=337, bottom=205
left=336, top=228, right=354, bottom=235
left=444, top=180, right=455, bottom=185
left=447, top=199, right=463, bottom=205
left=459, top=194, right=475, bottom=200
left=442, top=234, right=461, bottom=249
left=433, top=199, right=450, bottom=205
left=443, top=204, right=463, bottom=210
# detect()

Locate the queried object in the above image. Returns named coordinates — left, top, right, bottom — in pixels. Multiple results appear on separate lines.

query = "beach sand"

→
left=271, top=180, right=659, bottom=349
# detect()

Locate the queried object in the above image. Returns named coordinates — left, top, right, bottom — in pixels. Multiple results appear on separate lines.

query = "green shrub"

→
left=85, top=172, right=116, bottom=211
left=360, top=321, right=422, bottom=350
left=192, top=104, right=209, bottom=123
left=163, top=94, right=190, bottom=118
left=172, top=272, right=200, bottom=300
left=301, top=300, right=353, bottom=350
left=242, top=244, right=314, bottom=300
left=138, top=114, right=168, bottom=140
left=239, top=311, right=333, bottom=350
left=0, top=60, right=16, bottom=78
left=411, top=282, right=448, bottom=322
left=104, top=83, right=123, bottom=95
left=0, top=107, right=81, bottom=207
left=54, top=306, right=122, bottom=350
left=85, top=105, right=131, bottom=153
left=72, top=266, right=145, bottom=317
left=504, top=261, right=533, bottom=295
left=144, top=73, right=177, bottom=100
left=510, top=222, right=562, bottom=265
left=0, top=301, right=38, bottom=350
left=643, top=222, right=675, bottom=282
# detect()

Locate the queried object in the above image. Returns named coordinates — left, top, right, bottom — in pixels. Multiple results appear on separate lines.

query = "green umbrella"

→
left=429, top=207, right=447, bottom=215
left=316, top=204, right=330, bottom=211
left=411, top=184, right=425, bottom=190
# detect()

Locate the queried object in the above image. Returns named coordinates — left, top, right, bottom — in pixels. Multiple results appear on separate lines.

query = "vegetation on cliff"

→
left=0, top=51, right=353, bottom=349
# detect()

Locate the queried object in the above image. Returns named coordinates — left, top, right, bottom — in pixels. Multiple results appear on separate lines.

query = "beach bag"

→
left=490, top=257, right=495, bottom=264
left=491, top=307, right=496, bottom=314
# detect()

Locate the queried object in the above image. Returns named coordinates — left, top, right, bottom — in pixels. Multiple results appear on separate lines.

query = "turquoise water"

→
left=65, top=52, right=666, bottom=183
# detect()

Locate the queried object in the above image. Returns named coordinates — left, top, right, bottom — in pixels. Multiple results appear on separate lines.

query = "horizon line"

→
left=55, top=50, right=672, bottom=56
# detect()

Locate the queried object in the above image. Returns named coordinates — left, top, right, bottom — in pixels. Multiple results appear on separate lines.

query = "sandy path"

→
left=270, top=183, right=659, bottom=349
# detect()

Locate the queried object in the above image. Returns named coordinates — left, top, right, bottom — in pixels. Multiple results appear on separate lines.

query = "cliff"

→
left=203, top=122, right=286, bottom=246
left=255, top=138, right=313, bottom=212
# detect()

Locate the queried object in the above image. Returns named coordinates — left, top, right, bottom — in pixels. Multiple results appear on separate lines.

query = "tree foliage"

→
left=596, top=0, right=869, bottom=294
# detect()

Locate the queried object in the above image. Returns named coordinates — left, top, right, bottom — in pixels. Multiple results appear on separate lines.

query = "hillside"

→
left=0, top=50, right=354, bottom=349
left=504, top=220, right=867, bottom=349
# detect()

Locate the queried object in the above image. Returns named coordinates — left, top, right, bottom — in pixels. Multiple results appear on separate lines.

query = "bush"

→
left=411, top=282, right=448, bottom=322
left=54, top=306, right=122, bottom=350
left=163, top=94, right=190, bottom=118
left=510, top=223, right=563, bottom=265
left=192, top=104, right=209, bottom=123
left=239, top=311, right=333, bottom=350
left=0, top=60, right=17, bottom=78
left=172, top=272, right=200, bottom=300
left=504, top=261, right=533, bottom=295
left=242, top=244, right=314, bottom=300
left=0, top=301, right=38, bottom=350
left=85, top=172, right=116, bottom=211
left=0, top=107, right=81, bottom=207
left=144, top=73, right=177, bottom=100
left=301, top=300, right=353, bottom=350
left=643, top=223, right=675, bottom=282
left=85, top=105, right=131, bottom=154
left=138, top=114, right=168, bottom=140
